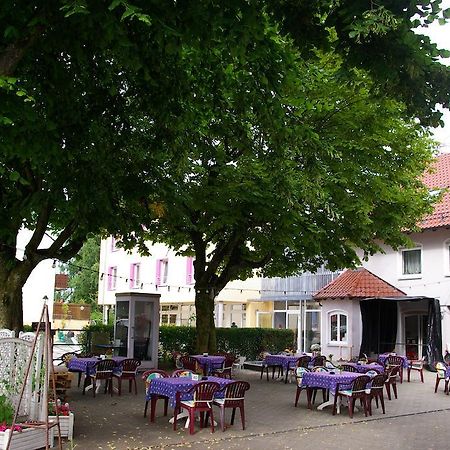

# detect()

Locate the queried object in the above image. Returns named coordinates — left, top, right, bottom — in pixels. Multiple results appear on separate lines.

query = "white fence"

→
left=0, top=332, right=44, bottom=420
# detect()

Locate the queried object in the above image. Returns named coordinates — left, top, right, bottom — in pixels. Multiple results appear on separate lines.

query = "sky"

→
left=420, top=0, right=450, bottom=152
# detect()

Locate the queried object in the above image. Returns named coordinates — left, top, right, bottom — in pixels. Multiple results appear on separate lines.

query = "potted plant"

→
left=48, top=400, right=74, bottom=441
left=0, top=395, right=51, bottom=450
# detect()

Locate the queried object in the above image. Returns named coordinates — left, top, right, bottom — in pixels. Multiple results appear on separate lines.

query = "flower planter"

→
left=0, top=427, right=53, bottom=450
left=48, top=412, right=74, bottom=440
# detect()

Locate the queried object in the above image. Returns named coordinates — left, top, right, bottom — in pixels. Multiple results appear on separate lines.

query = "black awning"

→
left=359, top=296, right=442, bottom=370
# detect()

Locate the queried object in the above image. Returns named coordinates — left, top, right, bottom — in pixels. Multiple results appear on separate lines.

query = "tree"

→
left=0, top=1, right=292, bottom=330
left=1, top=0, right=449, bottom=335
left=125, top=44, right=439, bottom=352
left=58, top=235, right=100, bottom=305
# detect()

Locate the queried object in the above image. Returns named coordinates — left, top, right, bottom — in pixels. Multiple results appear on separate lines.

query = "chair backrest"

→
left=221, top=381, right=250, bottom=405
left=436, top=362, right=447, bottom=378
left=119, top=358, right=141, bottom=373
left=180, top=356, right=201, bottom=372
left=386, top=355, right=403, bottom=367
left=370, top=373, right=386, bottom=390
left=61, top=352, right=78, bottom=366
left=295, top=367, right=309, bottom=386
left=192, top=381, right=220, bottom=404
left=223, top=355, right=236, bottom=369
left=142, top=369, right=169, bottom=381
left=311, top=355, right=326, bottom=367
left=387, top=365, right=400, bottom=380
left=94, top=359, right=116, bottom=379
left=350, top=375, right=370, bottom=395
left=296, top=355, right=311, bottom=368
left=172, top=369, right=194, bottom=378
left=142, top=369, right=168, bottom=391
left=341, top=364, right=358, bottom=373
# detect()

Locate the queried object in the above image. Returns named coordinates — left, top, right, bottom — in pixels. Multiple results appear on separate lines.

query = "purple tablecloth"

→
left=264, top=355, right=306, bottom=371
left=378, top=354, right=409, bottom=368
left=67, top=356, right=127, bottom=376
left=301, top=371, right=361, bottom=395
left=191, top=355, right=226, bottom=374
left=345, top=362, right=384, bottom=373
left=146, top=376, right=233, bottom=408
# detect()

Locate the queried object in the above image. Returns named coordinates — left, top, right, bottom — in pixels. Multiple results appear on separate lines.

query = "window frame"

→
left=400, top=246, right=422, bottom=279
left=130, top=263, right=141, bottom=289
left=328, top=310, right=348, bottom=345
left=107, top=266, right=118, bottom=291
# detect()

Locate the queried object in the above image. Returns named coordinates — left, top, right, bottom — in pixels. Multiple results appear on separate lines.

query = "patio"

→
left=62, top=367, right=450, bottom=449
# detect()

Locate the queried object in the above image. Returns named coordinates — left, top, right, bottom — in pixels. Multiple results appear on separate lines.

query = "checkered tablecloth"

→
left=146, top=376, right=233, bottom=408
left=345, top=362, right=384, bottom=373
left=67, top=357, right=127, bottom=376
left=264, top=355, right=306, bottom=371
left=191, top=355, right=226, bottom=374
left=301, top=371, right=361, bottom=395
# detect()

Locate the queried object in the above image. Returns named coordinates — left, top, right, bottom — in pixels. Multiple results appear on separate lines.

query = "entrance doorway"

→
left=404, top=314, right=427, bottom=360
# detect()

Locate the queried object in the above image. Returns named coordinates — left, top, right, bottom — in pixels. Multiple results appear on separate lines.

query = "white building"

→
left=18, top=229, right=56, bottom=325
left=98, top=238, right=257, bottom=327
left=361, top=153, right=450, bottom=354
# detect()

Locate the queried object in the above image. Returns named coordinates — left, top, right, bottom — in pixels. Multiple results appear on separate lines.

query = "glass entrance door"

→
left=133, top=300, right=154, bottom=361
left=405, top=314, right=427, bottom=360
left=304, top=310, right=321, bottom=353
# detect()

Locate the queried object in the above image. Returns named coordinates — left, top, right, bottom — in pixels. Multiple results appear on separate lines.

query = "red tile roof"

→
left=313, top=268, right=406, bottom=300
left=421, top=153, right=450, bottom=229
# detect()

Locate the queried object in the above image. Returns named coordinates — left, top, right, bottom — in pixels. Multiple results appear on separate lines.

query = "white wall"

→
left=320, top=298, right=362, bottom=361
left=98, top=237, right=262, bottom=314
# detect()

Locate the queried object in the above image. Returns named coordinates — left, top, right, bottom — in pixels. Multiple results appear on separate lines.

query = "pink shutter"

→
left=107, top=266, right=113, bottom=290
left=129, top=264, right=135, bottom=288
left=155, top=259, right=161, bottom=286
left=186, top=257, right=193, bottom=284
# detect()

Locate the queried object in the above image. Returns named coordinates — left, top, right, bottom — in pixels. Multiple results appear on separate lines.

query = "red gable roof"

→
left=313, top=268, right=406, bottom=300
left=421, top=153, right=450, bottom=229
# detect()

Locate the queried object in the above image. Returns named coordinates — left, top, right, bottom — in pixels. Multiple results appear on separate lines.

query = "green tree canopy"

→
left=124, top=47, right=439, bottom=351
left=0, top=0, right=449, bottom=334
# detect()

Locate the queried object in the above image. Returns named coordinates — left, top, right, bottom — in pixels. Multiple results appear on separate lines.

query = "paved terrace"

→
left=61, top=368, right=450, bottom=449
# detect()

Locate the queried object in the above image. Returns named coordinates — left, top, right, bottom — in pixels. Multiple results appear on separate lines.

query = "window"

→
left=156, top=259, right=169, bottom=285
left=129, top=263, right=140, bottom=288
left=329, top=311, right=347, bottom=343
left=401, top=248, right=422, bottom=276
left=107, top=266, right=117, bottom=290
left=186, top=257, right=194, bottom=285
left=110, top=236, right=119, bottom=252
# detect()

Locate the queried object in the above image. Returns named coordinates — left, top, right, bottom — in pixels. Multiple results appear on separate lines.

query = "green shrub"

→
left=78, top=323, right=114, bottom=354
left=159, top=326, right=294, bottom=361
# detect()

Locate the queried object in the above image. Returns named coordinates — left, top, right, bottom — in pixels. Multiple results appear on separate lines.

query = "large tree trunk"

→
left=0, top=260, right=35, bottom=332
left=194, top=288, right=217, bottom=354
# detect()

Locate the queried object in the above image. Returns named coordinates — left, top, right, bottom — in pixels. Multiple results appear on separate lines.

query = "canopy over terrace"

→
left=360, top=296, right=443, bottom=369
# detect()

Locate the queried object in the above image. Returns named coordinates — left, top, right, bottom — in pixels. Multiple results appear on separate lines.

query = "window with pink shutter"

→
left=107, top=266, right=117, bottom=290
left=156, top=259, right=168, bottom=285
left=130, top=263, right=140, bottom=288
left=186, top=257, right=194, bottom=285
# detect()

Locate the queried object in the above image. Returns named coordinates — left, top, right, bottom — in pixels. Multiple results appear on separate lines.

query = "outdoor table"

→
left=345, top=362, right=384, bottom=373
left=378, top=353, right=409, bottom=368
left=191, top=355, right=226, bottom=375
left=264, top=354, right=306, bottom=372
left=301, top=370, right=361, bottom=412
left=67, top=356, right=127, bottom=377
left=147, top=376, right=234, bottom=425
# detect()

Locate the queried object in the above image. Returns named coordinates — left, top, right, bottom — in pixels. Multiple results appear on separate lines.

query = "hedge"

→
left=159, top=326, right=295, bottom=361
left=78, top=324, right=295, bottom=361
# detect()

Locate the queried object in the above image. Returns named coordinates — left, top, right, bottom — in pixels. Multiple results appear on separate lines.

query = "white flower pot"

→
left=0, top=427, right=54, bottom=450
left=48, top=412, right=74, bottom=440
